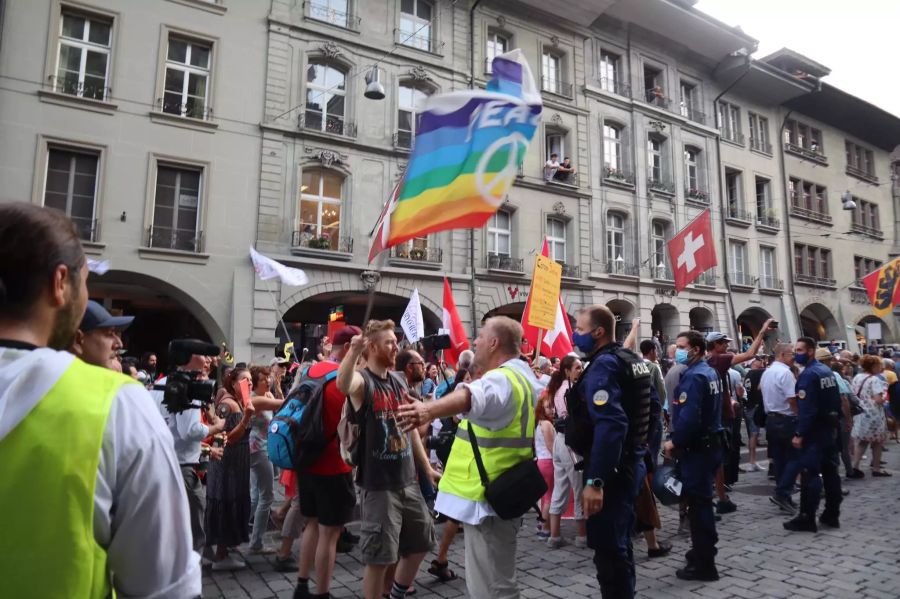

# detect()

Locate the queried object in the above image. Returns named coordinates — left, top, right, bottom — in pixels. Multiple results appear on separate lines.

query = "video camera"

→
left=160, top=339, right=220, bottom=414
left=420, top=334, right=452, bottom=352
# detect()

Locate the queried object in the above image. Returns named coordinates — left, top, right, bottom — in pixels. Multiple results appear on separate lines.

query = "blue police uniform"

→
left=777, top=359, right=842, bottom=526
left=671, top=359, right=723, bottom=575
left=582, top=342, right=649, bottom=599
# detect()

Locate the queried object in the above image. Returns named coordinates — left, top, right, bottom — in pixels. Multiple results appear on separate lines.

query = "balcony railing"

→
left=759, top=276, right=784, bottom=292
left=71, top=217, right=99, bottom=243
left=306, top=1, right=361, bottom=30
left=485, top=253, right=524, bottom=273
left=291, top=230, right=353, bottom=253
left=846, top=164, right=879, bottom=185
left=393, top=131, right=413, bottom=150
left=730, top=272, right=753, bottom=287
left=603, top=166, right=635, bottom=186
left=147, top=226, right=203, bottom=253
left=648, top=177, right=676, bottom=195
left=686, top=188, right=710, bottom=205
left=651, top=254, right=673, bottom=281
left=851, top=288, right=870, bottom=304
left=756, top=213, right=781, bottom=231
left=541, top=77, right=573, bottom=97
left=559, top=263, right=581, bottom=279
left=644, top=91, right=669, bottom=108
left=784, top=142, right=828, bottom=165
left=396, top=29, right=437, bottom=52
left=390, top=246, right=443, bottom=264
left=678, top=104, right=706, bottom=125
left=597, top=77, right=631, bottom=98
left=790, top=204, right=833, bottom=225
left=695, top=270, right=717, bottom=287
left=726, top=206, right=753, bottom=223
left=157, top=97, right=213, bottom=121
left=750, top=137, right=773, bottom=155
left=796, top=273, right=837, bottom=288
left=546, top=170, right=579, bottom=188
left=299, top=111, right=356, bottom=137
left=850, top=222, right=884, bottom=239
left=47, top=75, right=110, bottom=102
left=606, top=261, right=640, bottom=276
left=721, top=131, right=745, bottom=145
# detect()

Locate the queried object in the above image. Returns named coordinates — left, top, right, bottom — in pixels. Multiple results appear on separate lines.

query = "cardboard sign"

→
left=237, top=378, right=251, bottom=408
left=527, top=254, right=562, bottom=331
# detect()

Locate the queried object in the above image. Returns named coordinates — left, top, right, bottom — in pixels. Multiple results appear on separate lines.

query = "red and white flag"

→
left=667, top=209, right=717, bottom=293
left=521, top=239, right=574, bottom=359
left=441, top=278, right=470, bottom=367
left=368, top=176, right=403, bottom=263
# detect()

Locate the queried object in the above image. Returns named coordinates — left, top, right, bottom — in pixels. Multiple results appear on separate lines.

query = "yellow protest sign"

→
left=527, top=254, right=562, bottom=330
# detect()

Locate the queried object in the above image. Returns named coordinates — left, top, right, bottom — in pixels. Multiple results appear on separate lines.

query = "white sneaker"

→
left=211, top=555, right=247, bottom=571
left=739, top=464, right=754, bottom=473
left=574, top=536, right=587, bottom=549
left=547, top=536, right=566, bottom=549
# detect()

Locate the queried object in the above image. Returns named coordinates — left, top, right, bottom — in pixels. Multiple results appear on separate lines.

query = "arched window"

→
left=305, top=62, right=347, bottom=134
left=397, top=82, right=430, bottom=148
left=606, top=212, right=626, bottom=271
left=298, top=169, right=343, bottom=251
left=603, top=123, right=623, bottom=172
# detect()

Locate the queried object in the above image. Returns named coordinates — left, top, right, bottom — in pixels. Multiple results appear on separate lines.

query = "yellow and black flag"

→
left=862, top=257, right=900, bottom=318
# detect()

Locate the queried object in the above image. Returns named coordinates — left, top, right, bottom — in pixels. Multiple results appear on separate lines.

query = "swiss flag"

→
left=521, top=240, right=574, bottom=359
left=441, top=277, right=470, bottom=367
left=368, top=177, right=403, bottom=263
left=667, top=209, right=717, bottom=293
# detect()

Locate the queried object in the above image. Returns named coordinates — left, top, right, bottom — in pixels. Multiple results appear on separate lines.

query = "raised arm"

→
left=337, top=334, right=367, bottom=410
left=731, top=318, right=775, bottom=365
left=623, top=318, right=640, bottom=351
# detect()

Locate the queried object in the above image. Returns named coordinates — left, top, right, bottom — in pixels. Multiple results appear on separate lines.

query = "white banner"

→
left=401, top=288, right=425, bottom=343
left=249, top=246, right=309, bottom=287
left=866, top=322, right=883, bottom=341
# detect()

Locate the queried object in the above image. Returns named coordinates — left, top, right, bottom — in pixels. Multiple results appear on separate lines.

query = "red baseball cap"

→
left=332, top=325, right=362, bottom=346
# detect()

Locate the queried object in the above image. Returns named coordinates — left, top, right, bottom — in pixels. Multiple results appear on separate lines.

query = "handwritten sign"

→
left=527, top=254, right=562, bottom=330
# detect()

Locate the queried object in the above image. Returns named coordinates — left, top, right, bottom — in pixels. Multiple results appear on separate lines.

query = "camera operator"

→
left=154, top=353, right=226, bottom=557
left=0, top=202, right=200, bottom=598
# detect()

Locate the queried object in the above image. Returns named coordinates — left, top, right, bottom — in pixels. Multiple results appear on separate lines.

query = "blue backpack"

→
left=268, top=366, right=338, bottom=470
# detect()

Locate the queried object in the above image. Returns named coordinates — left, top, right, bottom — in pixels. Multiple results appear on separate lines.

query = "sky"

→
left=696, top=0, right=900, bottom=116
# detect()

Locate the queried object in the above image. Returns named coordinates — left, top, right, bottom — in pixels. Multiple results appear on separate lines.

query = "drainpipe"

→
left=467, top=0, right=482, bottom=339
left=713, top=56, right=752, bottom=342
left=778, top=109, right=801, bottom=339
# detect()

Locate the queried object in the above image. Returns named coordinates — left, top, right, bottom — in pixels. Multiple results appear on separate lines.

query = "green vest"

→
left=439, top=365, right=535, bottom=502
left=0, top=357, right=134, bottom=599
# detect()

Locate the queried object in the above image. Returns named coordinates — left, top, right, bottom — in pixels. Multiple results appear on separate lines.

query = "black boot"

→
left=819, top=511, right=840, bottom=528
left=783, top=514, right=817, bottom=532
left=676, top=563, right=720, bottom=581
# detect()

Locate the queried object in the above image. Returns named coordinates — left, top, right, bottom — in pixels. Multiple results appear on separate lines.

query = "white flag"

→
left=249, top=246, right=308, bottom=287
left=87, top=259, right=110, bottom=275
left=400, top=288, right=425, bottom=343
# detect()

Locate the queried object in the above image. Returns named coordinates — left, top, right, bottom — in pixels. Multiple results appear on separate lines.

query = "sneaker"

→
left=648, top=540, right=672, bottom=558
left=819, top=513, right=840, bottom=528
left=574, top=536, right=587, bottom=549
left=211, top=555, right=247, bottom=571
left=248, top=544, right=275, bottom=555
left=769, top=495, right=797, bottom=513
left=273, top=554, right=297, bottom=572
left=675, top=564, right=719, bottom=581
left=846, top=468, right=865, bottom=479
left=716, top=499, right=737, bottom=514
left=739, top=464, right=755, bottom=473
left=783, top=515, right=817, bottom=532
left=546, top=536, right=566, bottom=549
left=536, top=529, right=550, bottom=539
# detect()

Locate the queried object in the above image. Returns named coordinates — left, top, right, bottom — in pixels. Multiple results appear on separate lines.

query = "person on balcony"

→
left=544, top=153, right=561, bottom=181
left=553, top=157, right=577, bottom=183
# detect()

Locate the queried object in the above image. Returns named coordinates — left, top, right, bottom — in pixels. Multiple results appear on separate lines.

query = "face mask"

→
left=572, top=331, right=596, bottom=353
left=675, top=348, right=691, bottom=365
left=794, top=352, right=810, bottom=365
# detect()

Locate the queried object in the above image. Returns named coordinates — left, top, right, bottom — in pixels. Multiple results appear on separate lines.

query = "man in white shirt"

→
left=544, top=153, right=561, bottom=181
left=759, top=343, right=798, bottom=512
left=534, top=355, right=553, bottom=387
left=398, top=317, right=542, bottom=599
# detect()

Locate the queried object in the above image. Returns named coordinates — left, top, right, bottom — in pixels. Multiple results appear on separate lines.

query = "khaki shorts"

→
left=358, top=483, right=435, bottom=565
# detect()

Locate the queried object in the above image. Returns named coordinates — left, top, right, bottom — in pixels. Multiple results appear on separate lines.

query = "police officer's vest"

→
left=439, top=365, right=534, bottom=502
left=0, top=355, right=134, bottom=599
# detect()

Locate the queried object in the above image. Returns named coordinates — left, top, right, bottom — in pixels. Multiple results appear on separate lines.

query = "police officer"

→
left=570, top=305, right=652, bottom=599
left=779, top=337, right=843, bottom=532
left=663, top=330, right=723, bottom=581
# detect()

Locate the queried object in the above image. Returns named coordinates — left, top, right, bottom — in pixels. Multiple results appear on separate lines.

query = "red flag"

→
left=521, top=240, right=574, bottom=359
left=442, top=278, right=470, bottom=367
left=862, top=257, right=900, bottom=318
left=369, top=178, right=403, bottom=263
left=667, top=209, right=717, bottom=293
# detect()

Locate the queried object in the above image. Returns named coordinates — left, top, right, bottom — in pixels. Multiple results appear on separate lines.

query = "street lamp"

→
left=364, top=66, right=385, bottom=100
left=841, top=190, right=857, bottom=211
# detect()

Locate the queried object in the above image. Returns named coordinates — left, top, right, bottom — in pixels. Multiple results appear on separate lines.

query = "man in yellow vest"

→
left=398, top=316, right=542, bottom=599
left=0, top=203, right=201, bottom=598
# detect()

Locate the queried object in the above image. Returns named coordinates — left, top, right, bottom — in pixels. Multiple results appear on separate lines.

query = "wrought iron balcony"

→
left=559, top=263, right=581, bottom=279
left=393, top=131, right=413, bottom=150
left=755, top=213, right=781, bottom=232
left=789, top=204, right=833, bottom=225
left=603, top=166, right=634, bottom=186
left=648, top=177, right=676, bottom=196
left=485, top=253, right=524, bottom=273
left=726, top=206, right=753, bottom=224
left=750, top=137, right=773, bottom=155
left=759, top=276, right=784, bottom=292
left=546, top=170, right=579, bottom=188
left=541, top=77, right=573, bottom=98
left=147, top=226, right=203, bottom=253
left=299, top=111, right=355, bottom=137
left=686, top=188, right=710, bottom=205
left=678, top=104, right=706, bottom=125
left=390, top=246, right=443, bottom=264
left=47, top=75, right=111, bottom=102
left=306, top=1, right=361, bottom=30
left=846, top=164, right=879, bottom=185
left=644, top=90, right=669, bottom=108
left=606, top=261, right=640, bottom=276
left=291, top=230, right=353, bottom=253
left=849, top=222, right=884, bottom=239
left=695, top=269, right=717, bottom=287
left=784, top=142, right=827, bottom=165
left=396, top=30, right=437, bottom=52
left=157, top=97, right=213, bottom=121
left=721, top=131, right=745, bottom=145
left=597, top=77, right=631, bottom=98
left=651, top=254, right=673, bottom=281
left=796, top=273, right=837, bottom=288
left=729, top=272, right=753, bottom=287
left=71, top=217, right=99, bottom=243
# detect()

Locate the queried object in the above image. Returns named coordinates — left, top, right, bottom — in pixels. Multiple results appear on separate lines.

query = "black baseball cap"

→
left=79, top=300, right=134, bottom=332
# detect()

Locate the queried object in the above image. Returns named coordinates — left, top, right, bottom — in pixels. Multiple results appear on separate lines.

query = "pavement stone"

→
left=207, top=438, right=900, bottom=598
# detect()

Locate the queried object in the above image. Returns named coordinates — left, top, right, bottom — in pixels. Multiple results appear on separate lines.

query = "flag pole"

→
left=262, top=276, right=294, bottom=345
left=533, top=328, right=544, bottom=361
left=362, top=250, right=388, bottom=326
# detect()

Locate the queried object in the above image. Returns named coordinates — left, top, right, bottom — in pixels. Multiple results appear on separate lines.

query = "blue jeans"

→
left=680, top=448, right=722, bottom=567
left=587, top=453, right=646, bottom=599
left=766, top=413, right=798, bottom=491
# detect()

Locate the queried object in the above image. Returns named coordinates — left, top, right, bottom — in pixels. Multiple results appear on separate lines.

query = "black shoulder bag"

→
left=467, top=421, right=547, bottom=520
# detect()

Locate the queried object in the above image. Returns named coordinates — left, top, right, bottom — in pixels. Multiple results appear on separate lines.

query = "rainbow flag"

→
left=369, top=49, right=542, bottom=260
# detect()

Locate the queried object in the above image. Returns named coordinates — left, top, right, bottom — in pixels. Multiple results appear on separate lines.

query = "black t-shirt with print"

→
left=357, top=368, right=416, bottom=491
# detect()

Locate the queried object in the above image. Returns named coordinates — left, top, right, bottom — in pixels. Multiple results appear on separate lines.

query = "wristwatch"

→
left=586, top=478, right=604, bottom=490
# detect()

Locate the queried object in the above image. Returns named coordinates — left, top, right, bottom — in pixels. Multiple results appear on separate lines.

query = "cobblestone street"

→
left=205, top=443, right=900, bottom=599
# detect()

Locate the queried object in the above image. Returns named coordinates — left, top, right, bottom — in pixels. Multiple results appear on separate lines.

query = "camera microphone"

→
left=301, top=347, right=309, bottom=360
left=168, top=339, right=221, bottom=367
